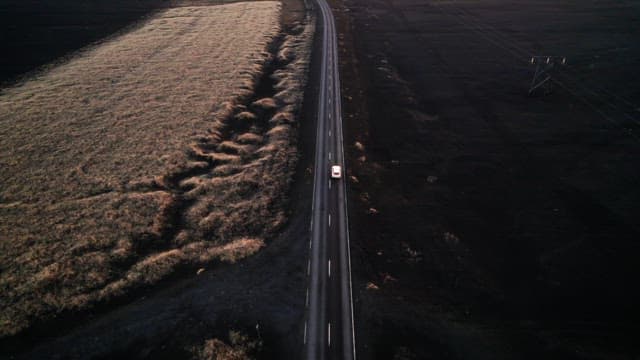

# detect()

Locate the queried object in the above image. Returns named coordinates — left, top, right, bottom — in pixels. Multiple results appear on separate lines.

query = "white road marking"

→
left=329, top=180, right=332, bottom=189
left=329, top=152, right=332, bottom=160
left=328, top=259, right=331, bottom=278
left=328, top=214, right=331, bottom=227
left=304, top=321, right=307, bottom=344
left=307, top=259, right=311, bottom=276
left=328, top=322, right=331, bottom=347
left=306, top=288, right=309, bottom=307
left=329, top=130, right=332, bottom=137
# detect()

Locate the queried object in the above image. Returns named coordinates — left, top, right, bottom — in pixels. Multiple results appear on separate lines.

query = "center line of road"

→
left=306, top=288, right=309, bottom=307
left=329, top=180, right=332, bottom=189
left=304, top=321, right=307, bottom=345
left=329, top=151, right=332, bottom=160
left=328, top=322, right=331, bottom=347
left=328, top=259, right=331, bottom=278
left=307, top=259, right=311, bottom=276
left=329, top=130, right=332, bottom=137
left=328, top=214, right=331, bottom=227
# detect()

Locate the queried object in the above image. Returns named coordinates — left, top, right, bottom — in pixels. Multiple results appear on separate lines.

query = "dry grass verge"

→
left=0, top=1, right=314, bottom=337
left=190, top=331, right=261, bottom=360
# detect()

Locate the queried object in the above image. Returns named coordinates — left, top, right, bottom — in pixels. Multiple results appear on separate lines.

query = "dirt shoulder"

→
left=331, top=0, right=640, bottom=358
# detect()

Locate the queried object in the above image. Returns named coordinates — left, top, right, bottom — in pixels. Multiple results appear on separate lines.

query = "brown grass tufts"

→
left=190, top=330, right=261, bottom=360
left=211, top=164, right=243, bottom=177
left=251, top=97, right=278, bottom=110
left=208, top=152, right=242, bottom=164
left=128, top=249, right=184, bottom=284
left=269, top=111, right=295, bottom=125
left=212, top=101, right=237, bottom=124
left=216, top=238, right=265, bottom=264
left=266, top=125, right=291, bottom=141
left=236, top=132, right=264, bottom=145
left=234, top=111, right=257, bottom=122
left=217, top=141, right=253, bottom=156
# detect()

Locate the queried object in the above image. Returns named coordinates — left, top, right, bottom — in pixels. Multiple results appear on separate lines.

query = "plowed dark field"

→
left=333, top=0, right=640, bottom=358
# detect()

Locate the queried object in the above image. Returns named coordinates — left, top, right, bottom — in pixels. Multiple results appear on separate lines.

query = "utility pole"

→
left=529, top=55, right=567, bottom=95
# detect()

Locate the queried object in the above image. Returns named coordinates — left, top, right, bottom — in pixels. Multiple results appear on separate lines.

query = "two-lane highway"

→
left=304, top=0, right=356, bottom=359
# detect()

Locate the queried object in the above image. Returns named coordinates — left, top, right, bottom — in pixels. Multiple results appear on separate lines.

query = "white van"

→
left=331, top=165, right=342, bottom=179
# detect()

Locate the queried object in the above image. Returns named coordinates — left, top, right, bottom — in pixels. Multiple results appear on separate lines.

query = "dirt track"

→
left=332, top=0, right=640, bottom=358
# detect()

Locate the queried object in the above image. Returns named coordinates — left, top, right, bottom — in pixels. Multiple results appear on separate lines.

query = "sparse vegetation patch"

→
left=190, top=331, right=262, bottom=360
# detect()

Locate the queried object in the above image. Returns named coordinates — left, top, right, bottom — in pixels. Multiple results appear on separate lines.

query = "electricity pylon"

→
left=529, top=56, right=567, bottom=95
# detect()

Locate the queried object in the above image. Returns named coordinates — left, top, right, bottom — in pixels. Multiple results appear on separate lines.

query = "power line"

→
left=438, top=0, right=640, bottom=110
left=529, top=56, right=566, bottom=95
left=429, top=0, right=640, bottom=139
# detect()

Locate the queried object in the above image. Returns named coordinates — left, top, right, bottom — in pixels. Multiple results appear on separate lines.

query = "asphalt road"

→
left=303, top=0, right=356, bottom=359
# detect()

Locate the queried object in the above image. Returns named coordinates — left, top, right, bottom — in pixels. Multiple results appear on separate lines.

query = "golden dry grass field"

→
left=0, top=0, right=313, bottom=337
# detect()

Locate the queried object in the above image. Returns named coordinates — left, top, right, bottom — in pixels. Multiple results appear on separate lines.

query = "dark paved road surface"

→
left=304, top=0, right=355, bottom=358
